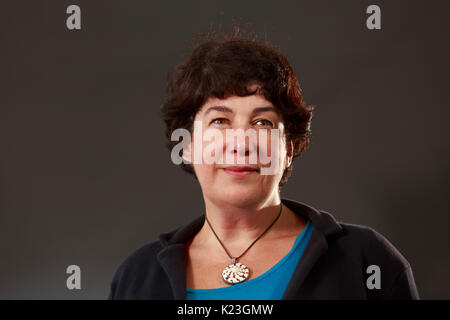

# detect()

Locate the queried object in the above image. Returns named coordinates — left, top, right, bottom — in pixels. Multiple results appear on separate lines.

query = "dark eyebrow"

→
left=203, top=105, right=278, bottom=116
left=251, top=106, right=278, bottom=116
left=203, top=106, right=233, bottom=116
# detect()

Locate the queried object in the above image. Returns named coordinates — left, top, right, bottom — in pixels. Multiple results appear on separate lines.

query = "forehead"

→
left=198, top=94, right=279, bottom=116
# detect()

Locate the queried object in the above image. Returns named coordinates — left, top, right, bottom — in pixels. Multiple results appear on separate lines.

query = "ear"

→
left=182, top=140, right=193, bottom=163
left=285, top=140, right=294, bottom=169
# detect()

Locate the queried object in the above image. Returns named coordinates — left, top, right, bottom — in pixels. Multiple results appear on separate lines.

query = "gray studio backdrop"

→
left=1, top=0, right=449, bottom=299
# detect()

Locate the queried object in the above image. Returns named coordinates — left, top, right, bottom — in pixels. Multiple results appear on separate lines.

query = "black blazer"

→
left=108, top=198, right=420, bottom=299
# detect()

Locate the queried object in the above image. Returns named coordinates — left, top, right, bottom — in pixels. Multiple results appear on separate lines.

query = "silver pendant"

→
left=222, top=258, right=250, bottom=284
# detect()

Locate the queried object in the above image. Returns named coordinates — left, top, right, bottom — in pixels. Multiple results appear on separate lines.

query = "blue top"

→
left=186, top=219, right=315, bottom=300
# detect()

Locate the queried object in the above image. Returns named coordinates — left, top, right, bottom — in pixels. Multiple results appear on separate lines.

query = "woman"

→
left=108, top=32, right=419, bottom=300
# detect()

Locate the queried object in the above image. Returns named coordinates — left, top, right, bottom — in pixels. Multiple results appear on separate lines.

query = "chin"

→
left=215, top=187, right=268, bottom=208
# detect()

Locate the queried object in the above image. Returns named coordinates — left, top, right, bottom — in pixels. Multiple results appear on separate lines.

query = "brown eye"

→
left=254, top=119, right=274, bottom=128
left=210, top=118, right=229, bottom=126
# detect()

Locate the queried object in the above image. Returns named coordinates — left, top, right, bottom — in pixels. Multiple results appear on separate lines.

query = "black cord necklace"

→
left=205, top=203, right=283, bottom=285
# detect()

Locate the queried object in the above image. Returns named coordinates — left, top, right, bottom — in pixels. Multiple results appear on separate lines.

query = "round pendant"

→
left=222, top=262, right=250, bottom=284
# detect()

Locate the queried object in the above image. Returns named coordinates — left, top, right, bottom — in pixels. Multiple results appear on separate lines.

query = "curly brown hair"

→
left=160, top=31, right=314, bottom=188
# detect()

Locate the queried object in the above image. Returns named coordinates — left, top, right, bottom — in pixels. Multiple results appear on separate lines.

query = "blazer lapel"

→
left=157, top=244, right=187, bottom=299
left=280, top=198, right=342, bottom=299
left=157, top=215, right=205, bottom=299
left=281, top=228, right=328, bottom=299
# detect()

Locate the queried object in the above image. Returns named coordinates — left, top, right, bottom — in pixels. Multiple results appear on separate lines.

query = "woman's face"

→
left=183, top=94, right=293, bottom=208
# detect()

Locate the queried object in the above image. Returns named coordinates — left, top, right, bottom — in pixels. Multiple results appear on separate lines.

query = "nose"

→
left=223, top=128, right=258, bottom=164
left=233, top=133, right=250, bottom=156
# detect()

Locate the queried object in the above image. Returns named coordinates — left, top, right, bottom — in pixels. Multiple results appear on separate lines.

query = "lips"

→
left=222, top=166, right=260, bottom=172
left=221, top=166, right=260, bottom=178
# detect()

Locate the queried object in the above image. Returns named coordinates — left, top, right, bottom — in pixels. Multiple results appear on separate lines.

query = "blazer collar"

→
left=157, top=198, right=343, bottom=299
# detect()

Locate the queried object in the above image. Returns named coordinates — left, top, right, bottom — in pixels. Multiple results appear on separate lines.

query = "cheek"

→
left=258, top=131, right=287, bottom=170
left=192, top=162, right=218, bottom=187
left=192, top=162, right=210, bottom=177
left=191, top=127, right=224, bottom=164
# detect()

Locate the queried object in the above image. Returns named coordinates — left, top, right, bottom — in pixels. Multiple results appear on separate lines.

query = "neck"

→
left=201, top=192, right=283, bottom=245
